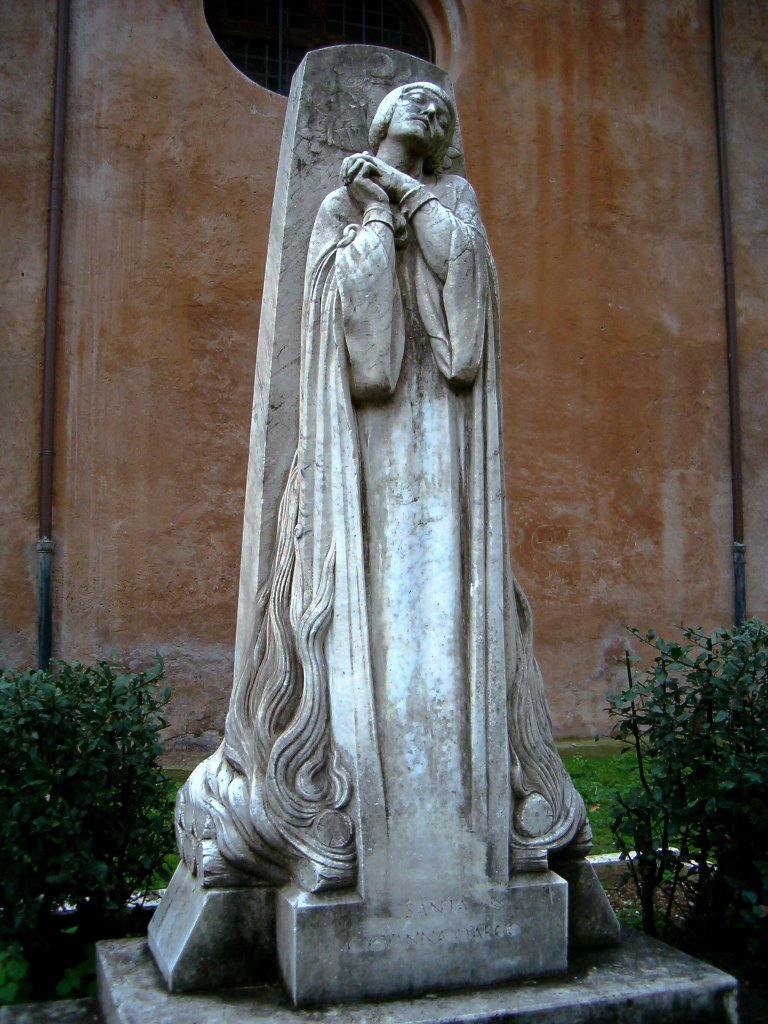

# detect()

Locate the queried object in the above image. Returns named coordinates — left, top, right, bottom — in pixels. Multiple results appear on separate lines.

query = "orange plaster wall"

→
left=51, top=0, right=286, bottom=747
left=726, top=0, right=768, bottom=623
left=1, top=0, right=765, bottom=745
left=0, top=7, right=57, bottom=668
left=451, top=0, right=742, bottom=733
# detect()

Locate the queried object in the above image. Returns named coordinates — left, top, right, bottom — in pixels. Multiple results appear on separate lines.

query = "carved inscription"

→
left=348, top=921, right=520, bottom=954
left=404, top=897, right=468, bottom=917
left=343, top=897, right=521, bottom=955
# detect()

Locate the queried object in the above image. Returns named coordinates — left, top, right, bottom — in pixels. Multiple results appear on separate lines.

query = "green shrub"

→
left=607, top=619, right=768, bottom=973
left=0, top=944, right=30, bottom=1004
left=0, top=657, right=174, bottom=999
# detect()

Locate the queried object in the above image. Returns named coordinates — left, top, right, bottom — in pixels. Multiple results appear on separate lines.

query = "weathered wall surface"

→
left=54, top=0, right=285, bottom=747
left=726, top=0, right=768, bottom=623
left=1, top=0, right=765, bottom=744
left=0, top=6, right=55, bottom=667
left=456, top=1, right=738, bottom=733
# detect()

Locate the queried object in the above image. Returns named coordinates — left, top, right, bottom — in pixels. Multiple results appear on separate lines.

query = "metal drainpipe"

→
left=710, top=0, right=747, bottom=626
left=38, top=0, right=72, bottom=668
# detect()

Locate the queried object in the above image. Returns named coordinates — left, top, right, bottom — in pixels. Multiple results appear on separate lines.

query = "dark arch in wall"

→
left=203, top=0, right=434, bottom=95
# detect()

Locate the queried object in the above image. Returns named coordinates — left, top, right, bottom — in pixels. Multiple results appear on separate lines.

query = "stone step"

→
left=97, top=926, right=738, bottom=1024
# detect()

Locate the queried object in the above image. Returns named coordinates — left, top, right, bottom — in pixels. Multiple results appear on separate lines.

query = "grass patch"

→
left=560, top=745, right=638, bottom=855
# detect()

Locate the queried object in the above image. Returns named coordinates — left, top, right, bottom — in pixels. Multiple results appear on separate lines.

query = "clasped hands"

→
left=341, top=152, right=418, bottom=210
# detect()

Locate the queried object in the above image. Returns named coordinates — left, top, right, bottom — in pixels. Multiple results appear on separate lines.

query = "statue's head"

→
left=368, top=82, right=456, bottom=175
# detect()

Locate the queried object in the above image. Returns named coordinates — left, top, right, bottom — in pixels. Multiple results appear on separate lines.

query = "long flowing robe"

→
left=177, top=171, right=589, bottom=894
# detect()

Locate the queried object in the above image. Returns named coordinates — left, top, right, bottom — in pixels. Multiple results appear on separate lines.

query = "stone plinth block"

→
left=147, top=865, right=275, bottom=991
left=277, top=874, right=568, bottom=1005
left=556, top=859, right=621, bottom=950
left=96, top=927, right=738, bottom=1024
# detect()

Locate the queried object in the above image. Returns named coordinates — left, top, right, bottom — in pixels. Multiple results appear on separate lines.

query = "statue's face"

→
left=384, top=85, right=453, bottom=158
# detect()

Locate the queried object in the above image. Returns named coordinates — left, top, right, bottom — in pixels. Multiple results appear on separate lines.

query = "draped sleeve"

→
left=413, top=177, right=490, bottom=388
left=322, top=193, right=405, bottom=403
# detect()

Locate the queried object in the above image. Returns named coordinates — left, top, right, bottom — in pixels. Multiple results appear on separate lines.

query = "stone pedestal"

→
left=277, top=874, right=567, bottom=1005
left=554, top=859, right=621, bottom=950
left=149, top=867, right=570, bottom=1003
left=148, top=866, right=276, bottom=991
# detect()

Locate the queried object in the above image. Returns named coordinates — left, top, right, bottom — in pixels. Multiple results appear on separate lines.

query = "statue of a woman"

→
left=176, top=80, right=591, bottom=899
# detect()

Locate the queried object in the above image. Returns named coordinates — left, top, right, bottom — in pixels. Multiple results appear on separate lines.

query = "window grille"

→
left=204, top=0, right=433, bottom=95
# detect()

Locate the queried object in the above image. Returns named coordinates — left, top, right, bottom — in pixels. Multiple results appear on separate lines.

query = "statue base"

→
left=149, top=867, right=568, bottom=1002
left=148, top=861, right=622, bottom=1001
left=277, top=873, right=567, bottom=1005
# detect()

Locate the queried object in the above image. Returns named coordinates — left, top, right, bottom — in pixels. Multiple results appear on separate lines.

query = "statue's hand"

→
left=355, top=153, right=420, bottom=203
left=341, top=154, right=388, bottom=208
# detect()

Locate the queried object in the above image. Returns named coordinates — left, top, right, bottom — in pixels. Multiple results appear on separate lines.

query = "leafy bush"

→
left=0, top=944, right=30, bottom=1004
left=607, top=619, right=768, bottom=973
left=0, top=657, right=174, bottom=999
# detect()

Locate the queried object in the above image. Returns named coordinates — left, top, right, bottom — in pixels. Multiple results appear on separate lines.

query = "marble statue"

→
left=149, top=47, right=618, bottom=1005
